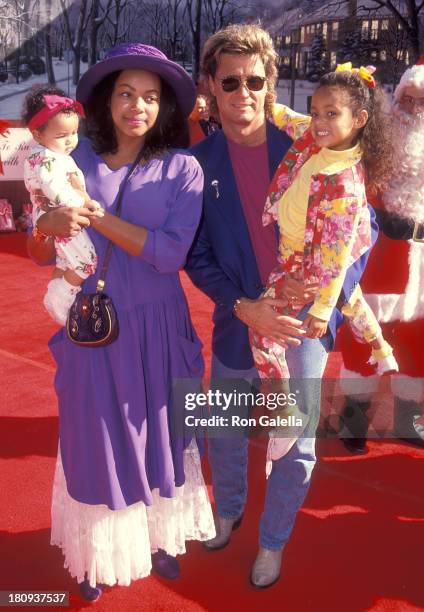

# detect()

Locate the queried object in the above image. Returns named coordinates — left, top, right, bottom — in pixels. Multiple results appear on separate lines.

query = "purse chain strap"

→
left=96, top=150, right=144, bottom=293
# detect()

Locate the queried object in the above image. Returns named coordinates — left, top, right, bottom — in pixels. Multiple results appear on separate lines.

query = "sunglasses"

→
left=218, top=75, right=267, bottom=93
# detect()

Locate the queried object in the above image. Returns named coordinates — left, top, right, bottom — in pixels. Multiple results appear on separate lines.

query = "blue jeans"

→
left=208, top=306, right=331, bottom=550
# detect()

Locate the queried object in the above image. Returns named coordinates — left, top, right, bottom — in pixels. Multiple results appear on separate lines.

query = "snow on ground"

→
left=0, top=60, right=88, bottom=119
left=277, top=79, right=316, bottom=113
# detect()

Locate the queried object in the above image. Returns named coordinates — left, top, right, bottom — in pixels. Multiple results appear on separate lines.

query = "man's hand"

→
left=36, top=205, right=102, bottom=238
left=235, top=297, right=306, bottom=348
left=281, top=277, right=319, bottom=310
left=302, top=314, right=328, bottom=339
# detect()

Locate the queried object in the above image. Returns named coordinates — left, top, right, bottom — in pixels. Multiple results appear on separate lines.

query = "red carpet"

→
left=1, top=233, right=423, bottom=612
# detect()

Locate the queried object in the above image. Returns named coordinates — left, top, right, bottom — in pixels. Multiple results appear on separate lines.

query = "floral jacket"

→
left=24, top=143, right=86, bottom=224
left=265, top=104, right=373, bottom=320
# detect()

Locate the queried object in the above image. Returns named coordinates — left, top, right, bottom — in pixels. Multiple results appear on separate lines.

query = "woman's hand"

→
left=281, top=277, right=319, bottom=310
left=302, top=314, right=328, bottom=339
left=235, top=297, right=306, bottom=348
left=36, top=205, right=103, bottom=238
left=86, top=199, right=104, bottom=215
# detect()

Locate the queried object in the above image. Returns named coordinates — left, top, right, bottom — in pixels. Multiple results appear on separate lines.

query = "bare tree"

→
left=140, top=0, right=167, bottom=48
left=103, top=0, right=135, bottom=48
left=88, top=0, right=113, bottom=65
left=4, top=0, right=33, bottom=82
left=56, top=11, right=67, bottom=59
left=30, top=0, right=42, bottom=57
left=368, top=0, right=423, bottom=62
left=163, top=0, right=185, bottom=58
left=384, top=14, right=411, bottom=87
left=186, top=0, right=202, bottom=82
left=204, top=0, right=236, bottom=33
left=20, top=0, right=33, bottom=57
left=0, top=6, right=12, bottom=64
left=59, top=0, right=92, bottom=84
left=44, top=0, right=55, bottom=82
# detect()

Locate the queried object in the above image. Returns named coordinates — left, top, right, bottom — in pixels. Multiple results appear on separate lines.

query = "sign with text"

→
left=0, top=126, right=34, bottom=181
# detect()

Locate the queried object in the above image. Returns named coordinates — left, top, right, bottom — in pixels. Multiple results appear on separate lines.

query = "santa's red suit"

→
left=338, top=60, right=424, bottom=410
left=338, top=196, right=424, bottom=402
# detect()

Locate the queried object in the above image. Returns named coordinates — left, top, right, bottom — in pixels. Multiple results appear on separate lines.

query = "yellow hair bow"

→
left=335, top=62, right=376, bottom=88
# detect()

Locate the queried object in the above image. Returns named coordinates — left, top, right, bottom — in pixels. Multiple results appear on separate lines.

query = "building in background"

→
left=267, top=0, right=422, bottom=86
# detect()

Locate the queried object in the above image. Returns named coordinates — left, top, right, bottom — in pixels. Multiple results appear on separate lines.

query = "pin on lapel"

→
left=211, top=179, right=220, bottom=199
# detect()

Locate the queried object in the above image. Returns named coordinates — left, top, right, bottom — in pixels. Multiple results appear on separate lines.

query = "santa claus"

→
left=338, top=58, right=424, bottom=452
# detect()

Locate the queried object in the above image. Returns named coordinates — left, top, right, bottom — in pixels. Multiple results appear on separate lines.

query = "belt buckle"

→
left=412, top=221, right=424, bottom=243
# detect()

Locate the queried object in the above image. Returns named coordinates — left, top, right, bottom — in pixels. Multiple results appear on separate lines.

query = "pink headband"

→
left=28, top=95, right=85, bottom=131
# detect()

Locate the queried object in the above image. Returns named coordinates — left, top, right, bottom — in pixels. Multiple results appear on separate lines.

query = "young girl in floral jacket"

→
left=251, top=64, right=398, bottom=470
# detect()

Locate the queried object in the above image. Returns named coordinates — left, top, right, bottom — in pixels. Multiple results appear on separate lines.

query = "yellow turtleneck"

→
left=278, top=142, right=362, bottom=252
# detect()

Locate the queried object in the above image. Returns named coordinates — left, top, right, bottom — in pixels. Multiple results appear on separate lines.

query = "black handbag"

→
left=66, top=152, right=143, bottom=347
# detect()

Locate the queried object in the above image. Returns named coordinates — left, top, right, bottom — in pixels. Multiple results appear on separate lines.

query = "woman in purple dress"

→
left=27, top=43, right=214, bottom=601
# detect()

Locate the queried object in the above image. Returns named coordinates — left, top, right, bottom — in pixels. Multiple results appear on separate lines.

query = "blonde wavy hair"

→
left=201, top=24, right=278, bottom=118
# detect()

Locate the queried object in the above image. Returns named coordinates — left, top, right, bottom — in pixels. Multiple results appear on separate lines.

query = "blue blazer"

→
left=185, top=121, right=378, bottom=370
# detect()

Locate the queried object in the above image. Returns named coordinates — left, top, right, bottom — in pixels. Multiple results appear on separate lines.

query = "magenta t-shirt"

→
left=227, top=139, right=279, bottom=284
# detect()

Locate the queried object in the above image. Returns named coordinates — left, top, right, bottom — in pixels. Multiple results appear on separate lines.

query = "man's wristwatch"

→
left=233, top=298, right=245, bottom=319
left=32, top=224, right=51, bottom=243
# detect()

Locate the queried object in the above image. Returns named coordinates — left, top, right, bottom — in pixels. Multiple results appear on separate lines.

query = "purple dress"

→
left=49, top=139, right=204, bottom=511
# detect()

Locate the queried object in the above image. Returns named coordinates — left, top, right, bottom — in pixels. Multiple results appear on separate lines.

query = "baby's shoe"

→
left=368, top=344, right=399, bottom=375
left=375, top=353, right=399, bottom=375
left=44, top=277, right=81, bottom=326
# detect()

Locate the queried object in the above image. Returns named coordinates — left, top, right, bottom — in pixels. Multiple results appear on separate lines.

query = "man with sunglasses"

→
left=186, top=23, right=376, bottom=588
left=338, top=58, right=424, bottom=452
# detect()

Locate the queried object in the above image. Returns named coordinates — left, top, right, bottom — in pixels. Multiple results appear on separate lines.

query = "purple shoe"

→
left=151, top=549, right=180, bottom=580
left=79, top=579, right=104, bottom=602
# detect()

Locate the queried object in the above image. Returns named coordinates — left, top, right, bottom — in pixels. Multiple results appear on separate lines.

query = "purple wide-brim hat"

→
left=76, top=42, right=196, bottom=117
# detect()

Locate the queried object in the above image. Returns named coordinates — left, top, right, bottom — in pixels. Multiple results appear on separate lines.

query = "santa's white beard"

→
left=383, top=105, right=424, bottom=224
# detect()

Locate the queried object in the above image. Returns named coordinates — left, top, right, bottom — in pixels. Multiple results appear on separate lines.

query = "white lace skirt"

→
left=51, top=440, right=215, bottom=587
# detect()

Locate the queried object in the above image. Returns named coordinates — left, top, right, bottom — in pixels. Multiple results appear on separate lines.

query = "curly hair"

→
left=21, top=83, right=79, bottom=128
left=316, top=71, right=393, bottom=191
left=85, top=71, right=189, bottom=161
left=201, top=23, right=278, bottom=119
